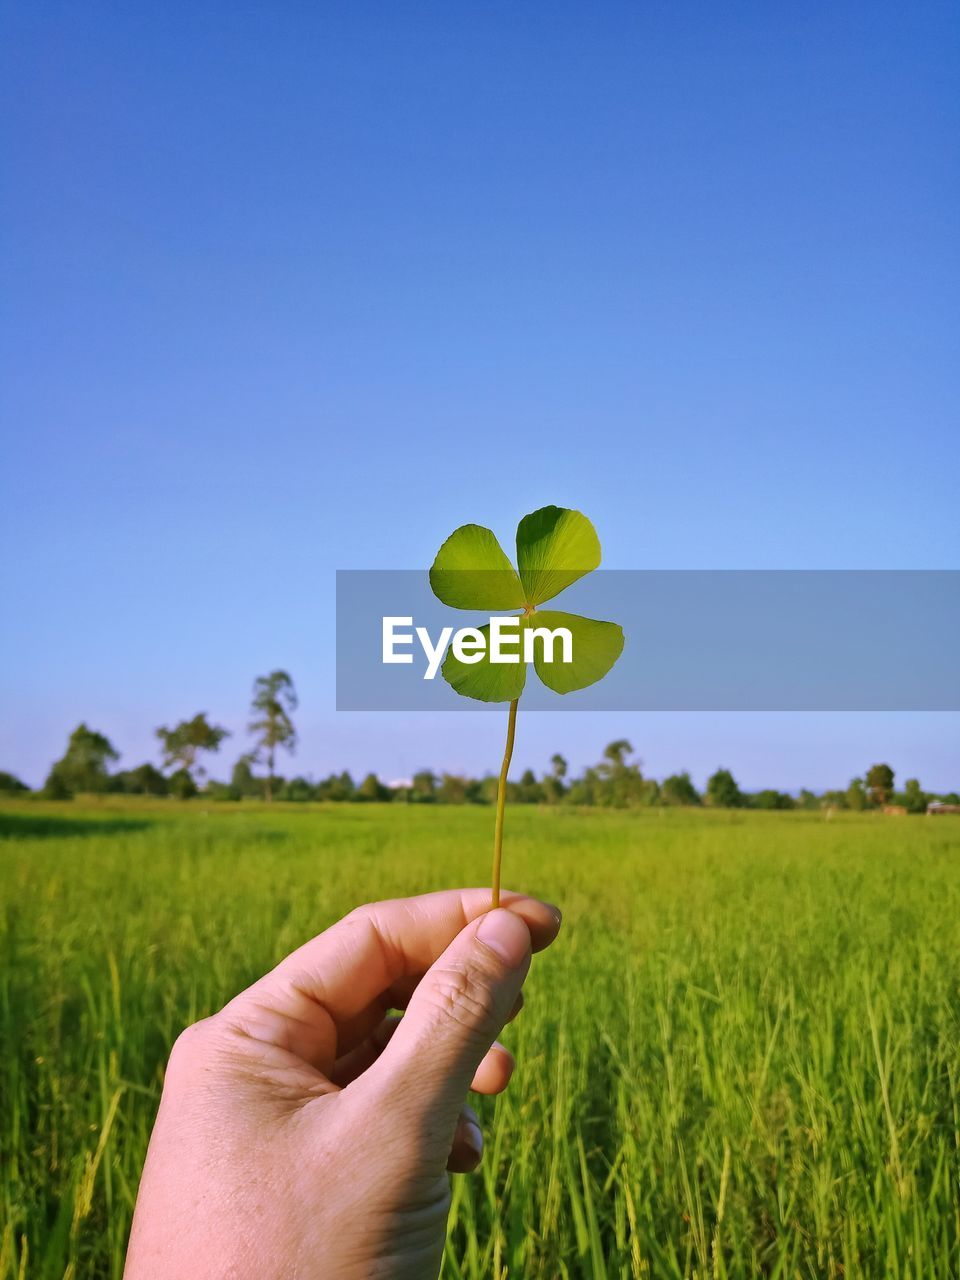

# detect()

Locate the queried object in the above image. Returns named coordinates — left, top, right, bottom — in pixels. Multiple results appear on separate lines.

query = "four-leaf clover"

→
left=430, top=505, right=624, bottom=702
left=429, top=506, right=624, bottom=908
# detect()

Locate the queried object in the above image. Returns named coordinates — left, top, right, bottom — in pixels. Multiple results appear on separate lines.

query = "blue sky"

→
left=2, top=1, right=957, bottom=790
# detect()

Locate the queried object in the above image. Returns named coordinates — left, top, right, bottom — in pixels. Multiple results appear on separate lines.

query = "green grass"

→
left=1, top=800, right=959, bottom=1278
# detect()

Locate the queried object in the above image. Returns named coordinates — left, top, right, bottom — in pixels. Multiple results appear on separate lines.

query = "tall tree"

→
left=706, top=767, right=745, bottom=808
left=902, top=778, right=928, bottom=814
left=248, top=671, right=298, bottom=802
left=543, top=753, right=568, bottom=803
left=597, top=740, right=651, bottom=807
left=602, top=740, right=634, bottom=769
left=845, top=776, right=868, bottom=811
left=45, top=723, right=119, bottom=796
left=865, top=763, right=895, bottom=807
left=661, top=771, right=701, bottom=807
left=156, top=714, right=229, bottom=784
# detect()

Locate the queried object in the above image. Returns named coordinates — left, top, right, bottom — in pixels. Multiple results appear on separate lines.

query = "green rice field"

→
left=1, top=801, right=959, bottom=1278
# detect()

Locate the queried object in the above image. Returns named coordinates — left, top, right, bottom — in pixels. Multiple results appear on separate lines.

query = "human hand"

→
left=123, top=889, right=561, bottom=1279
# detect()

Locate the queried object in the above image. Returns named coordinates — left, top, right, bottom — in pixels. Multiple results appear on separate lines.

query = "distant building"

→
left=927, top=802, right=960, bottom=816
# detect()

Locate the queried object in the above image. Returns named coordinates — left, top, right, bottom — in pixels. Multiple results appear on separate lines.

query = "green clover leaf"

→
left=441, top=622, right=528, bottom=703
left=429, top=524, right=525, bottom=611
left=428, top=506, right=624, bottom=909
left=525, top=610, right=624, bottom=695
left=516, top=505, right=601, bottom=605
left=430, top=505, right=623, bottom=703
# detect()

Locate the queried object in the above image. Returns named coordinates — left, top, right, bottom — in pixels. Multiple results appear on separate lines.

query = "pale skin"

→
left=123, top=889, right=561, bottom=1280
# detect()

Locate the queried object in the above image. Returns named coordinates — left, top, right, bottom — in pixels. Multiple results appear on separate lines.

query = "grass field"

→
left=1, top=800, right=959, bottom=1279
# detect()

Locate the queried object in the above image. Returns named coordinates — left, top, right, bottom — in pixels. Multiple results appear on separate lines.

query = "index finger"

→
left=224, top=890, right=560, bottom=1068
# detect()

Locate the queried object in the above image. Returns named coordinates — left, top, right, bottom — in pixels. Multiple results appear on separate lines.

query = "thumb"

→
left=365, top=908, right=531, bottom=1138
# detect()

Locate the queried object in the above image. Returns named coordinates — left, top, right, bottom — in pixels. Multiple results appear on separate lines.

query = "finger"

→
left=268, top=888, right=559, bottom=1019
left=447, top=1104, right=483, bottom=1174
left=343, top=962, right=527, bottom=1054
left=339, top=970, right=522, bottom=1058
left=364, top=909, right=532, bottom=1144
left=226, top=891, right=559, bottom=1071
left=330, top=1015, right=401, bottom=1087
left=332, top=1020, right=515, bottom=1096
left=470, top=1041, right=514, bottom=1094
left=331, top=974, right=422, bottom=1057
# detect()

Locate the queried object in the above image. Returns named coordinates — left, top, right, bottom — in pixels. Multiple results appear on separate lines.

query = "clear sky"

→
left=2, top=2, right=958, bottom=791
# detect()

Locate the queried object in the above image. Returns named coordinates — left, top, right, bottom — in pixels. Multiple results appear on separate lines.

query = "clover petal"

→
left=525, top=610, right=624, bottom=694
left=515, top=506, right=601, bottom=606
left=441, top=622, right=527, bottom=703
left=430, top=524, right=526, bottom=611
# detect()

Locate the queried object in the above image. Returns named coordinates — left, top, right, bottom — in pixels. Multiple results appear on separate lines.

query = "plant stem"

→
left=492, top=697, right=519, bottom=910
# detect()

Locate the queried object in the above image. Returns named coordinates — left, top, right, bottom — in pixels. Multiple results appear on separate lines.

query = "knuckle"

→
left=168, top=1016, right=216, bottom=1067
left=427, top=962, right=501, bottom=1041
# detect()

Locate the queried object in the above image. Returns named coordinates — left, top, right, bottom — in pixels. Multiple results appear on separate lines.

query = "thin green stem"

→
left=492, top=697, right=519, bottom=910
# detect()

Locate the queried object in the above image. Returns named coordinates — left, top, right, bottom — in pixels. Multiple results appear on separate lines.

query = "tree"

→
left=438, top=774, right=469, bottom=804
left=660, top=771, right=701, bottom=807
left=596, top=740, right=651, bottom=807
left=749, top=789, right=795, bottom=810
left=865, top=763, right=895, bottom=807
left=357, top=772, right=391, bottom=802
left=566, top=766, right=602, bottom=807
left=156, top=714, right=229, bottom=784
left=821, top=789, right=849, bottom=810
left=110, top=763, right=168, bottom=796
left=45, top=723, right=118, bottom=796
left=248, top=671, right=298, bottom=802
left=706, top=768, right=745, bottom=808
left=0, top=771, right=29, bottom=793
left=279, top=776, right=316, bottom=802
left=515, top=768, right=544, bottom=804
left=902, top=778, right=928, bottom=815
left=603, top=740, right=633, bottom=769
left=846, top=777, right=868, bottom=811
left=44, top=771, right=72, bottom=800
left=411, top=770, right=437, bottom=803
left=543, top=753, right=568, bottom=804
left=316, top=771, right=355, bottom=802
left=230, top=755, right=262, bottom=799
left=168, top=768, right=199, bottom=800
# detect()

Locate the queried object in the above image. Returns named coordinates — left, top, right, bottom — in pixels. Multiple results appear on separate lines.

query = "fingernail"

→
left=463, top=1120, right=483, bottom=1159
left=476, top=909, right=531, bottom=966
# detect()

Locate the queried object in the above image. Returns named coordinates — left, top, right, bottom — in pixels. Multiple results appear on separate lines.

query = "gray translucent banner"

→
left=336, top=570, right=959, bottom=711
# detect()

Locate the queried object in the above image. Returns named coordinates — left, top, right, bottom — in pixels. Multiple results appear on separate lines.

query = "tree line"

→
left=0, top=671, right=955, bottom=812
left=0, top=671, right=296, bottom=802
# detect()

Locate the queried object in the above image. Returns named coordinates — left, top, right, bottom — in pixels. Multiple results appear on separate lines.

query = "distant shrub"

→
left=706, top=768, right=746, bottom=808
left=43, top=770, right=73, bottom=800
left=661, top=771, right=701, bottom=807
left=749, top=789, right=796, bottom=810
left=278, top=777, right=315, bottom=802
left=109, top=764, right=169, bottom=797
left=168, top=769, right=198, bottom=800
